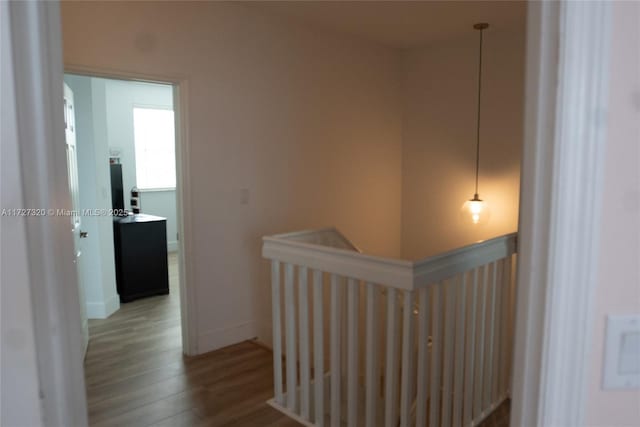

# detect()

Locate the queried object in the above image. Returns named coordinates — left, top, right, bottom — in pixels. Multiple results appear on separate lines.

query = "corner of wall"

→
left=86, top=289, right=119, bottom=319
left=197, top=322, right=256, bottom=354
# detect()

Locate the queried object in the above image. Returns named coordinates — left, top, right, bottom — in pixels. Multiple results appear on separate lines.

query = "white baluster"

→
left=298, top=266, right=310, bottom=419
left=441, top=278, right=457, bottom=427
left=416, top=288, right=429, bottom=427
left=452, top=273, right=468, bottom=427
left=463, top=268, right=478, bottom=426
left=330, top=274, right=342, bottom=426
left=312, top=270, right=325, bottom=426
left=365, top=283, right=379, bottom=427
left=284, top=263, right=297, bottom=411
left=483, top=263, right=496, bottom=410
left=473, top=266, right=487, bottom=420
left=271, top=260, right=283, bottom=405
left=347, top=279, right=359, bottom=427
left=503, top=257, right=512, bottom=397
left=492, top=259, right=504, bottom=403
left=504, top=255, right=514, bottom=396
left=429, top=285, right=443, bottom=427
left=385, top=288, right=399, bottom=427
left=400, top=290, right=416, bottom=427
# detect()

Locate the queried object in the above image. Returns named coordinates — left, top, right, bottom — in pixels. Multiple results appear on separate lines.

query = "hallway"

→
left=83, top=254, right=509, bottom=426
left=83, top=254, right=299, bottom=427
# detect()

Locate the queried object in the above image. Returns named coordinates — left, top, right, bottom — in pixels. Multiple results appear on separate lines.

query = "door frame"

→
left=6, top=2, right=88, bottom=425
left=7, top=2, right=198, bottom=423
left=63, top=65, right=198, bottom=357
left=510, top=1, right=613, bottom=425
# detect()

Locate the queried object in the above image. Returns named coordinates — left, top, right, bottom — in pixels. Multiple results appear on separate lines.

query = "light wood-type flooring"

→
left=84, top=253, right=300, bottom=427
left=84, top=253, right=508, bottom=427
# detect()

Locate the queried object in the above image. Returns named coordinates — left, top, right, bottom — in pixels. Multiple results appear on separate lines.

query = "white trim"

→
left=510, top=3, right=560, bottom=422
left=263, top=236, right=414, bottom=290
left=412, top=233, right=517, bottom=288
left=511, top=1, right=612, bottom=425
left=104, top=293, right=120, bottom=318
left=138, top=187, right=176, bottom=192
left=197, top=322, right=256, bottom=354
left=85, top=294, right=120, bottom=319
left=167, top=240, right=179, bottom=253
left=132, top=102, right=173, bottom=111
left=64, top=65, right=198, bottom=356
left=85, top=302, right=105, bottom=319
left=7, top=1, right=89, bottom=425
left=263, top=230, right=516, bottom=291
left=174, top=79, right=199, bottom=356
left=540, top=1, right=612, bottom=424
left=267, top=399, right=315, bottom=427
left=270, top=226, right=361, bottom=252
left=2, top=2, right=47, bottom=425
left=266, top=372, right=333, bottom=427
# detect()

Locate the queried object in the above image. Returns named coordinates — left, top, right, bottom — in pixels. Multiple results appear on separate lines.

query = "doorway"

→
left=63, top=74, right=187, bottom=359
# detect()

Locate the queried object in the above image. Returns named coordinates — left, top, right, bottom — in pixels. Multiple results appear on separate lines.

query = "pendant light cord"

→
left=474, top=26, right=484, bottom=198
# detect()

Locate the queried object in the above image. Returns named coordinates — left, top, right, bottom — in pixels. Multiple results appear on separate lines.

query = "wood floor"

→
left=84, top=253, right=509, bottom=427
left=479, top=400, right=510, bottom=427
left=84, top=253, right=300, bottom=427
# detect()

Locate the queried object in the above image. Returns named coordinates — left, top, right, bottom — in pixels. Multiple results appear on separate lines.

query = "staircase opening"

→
left=263, top=228, right=517, bottom=426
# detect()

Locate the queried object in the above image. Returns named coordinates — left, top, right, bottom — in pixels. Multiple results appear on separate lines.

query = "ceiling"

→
left=245, top=1, right=527, bottom=49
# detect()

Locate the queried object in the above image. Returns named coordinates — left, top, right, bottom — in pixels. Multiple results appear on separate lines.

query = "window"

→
left=133, top=107, right=176, bottom=190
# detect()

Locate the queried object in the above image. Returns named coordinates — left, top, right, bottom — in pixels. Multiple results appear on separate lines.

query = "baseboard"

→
left=104, top=294, right=120, bottom=317
left=86, top=294, right=120, bottom=319
left=86, top=301, right=104, bottom=319
left=197, top=322, right=255, bottom=354
left=167, top=240, right=179, bottom=253
left=250, top=338, right=273, bottom=352
left=267, top=399, right=315, bottom=427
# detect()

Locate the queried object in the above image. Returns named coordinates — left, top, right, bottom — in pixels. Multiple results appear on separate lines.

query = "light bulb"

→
left=460, top=196, right=490, bottom=225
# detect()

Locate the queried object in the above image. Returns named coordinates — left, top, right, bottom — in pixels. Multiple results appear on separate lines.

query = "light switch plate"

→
left=603, top=314, right=640, bottom=389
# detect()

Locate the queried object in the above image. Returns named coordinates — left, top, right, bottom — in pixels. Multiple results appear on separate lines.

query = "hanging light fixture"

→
left=461, top=22, right=490, bottom=226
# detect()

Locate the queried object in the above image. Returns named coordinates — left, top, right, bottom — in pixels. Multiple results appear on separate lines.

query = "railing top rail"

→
left=413, top=232, right=518, bottom=266
left=412, top=232, right=517, bottom=288
left=266, top=226, right=362, bottom=253
left=263, top=229, right=517, bottom=291
left=263, top=233, right=414, bottom=289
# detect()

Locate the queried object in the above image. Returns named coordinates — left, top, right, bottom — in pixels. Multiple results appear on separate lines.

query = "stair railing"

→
left=263, top=228, right=517, bottom=427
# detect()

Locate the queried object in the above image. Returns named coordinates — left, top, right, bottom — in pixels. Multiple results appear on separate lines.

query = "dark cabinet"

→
left=113, top=214, right=169, bottom=303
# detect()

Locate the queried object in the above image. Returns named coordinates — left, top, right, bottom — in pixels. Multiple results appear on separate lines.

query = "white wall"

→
left=61, top=1, right=404, bottom=353
left=400, top=29, right=525, bottom=259
left=63, top=74, right=120, bottom=319
left=102, top=79, right=178, bottom=251
left=89, top=78, right=121, bottom=317
left=585, top=2, right=640, bottom=424
left=139, top=191, right=179, bottom=251
left=1, top=2, right=45, bottom=423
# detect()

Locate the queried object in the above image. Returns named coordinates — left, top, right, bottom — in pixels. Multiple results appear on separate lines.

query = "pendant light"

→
left=461, top=22, right=490, bottom=226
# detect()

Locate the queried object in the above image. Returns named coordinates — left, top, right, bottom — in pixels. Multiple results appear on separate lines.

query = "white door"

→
left=63, top=83, right=89, bottom=355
